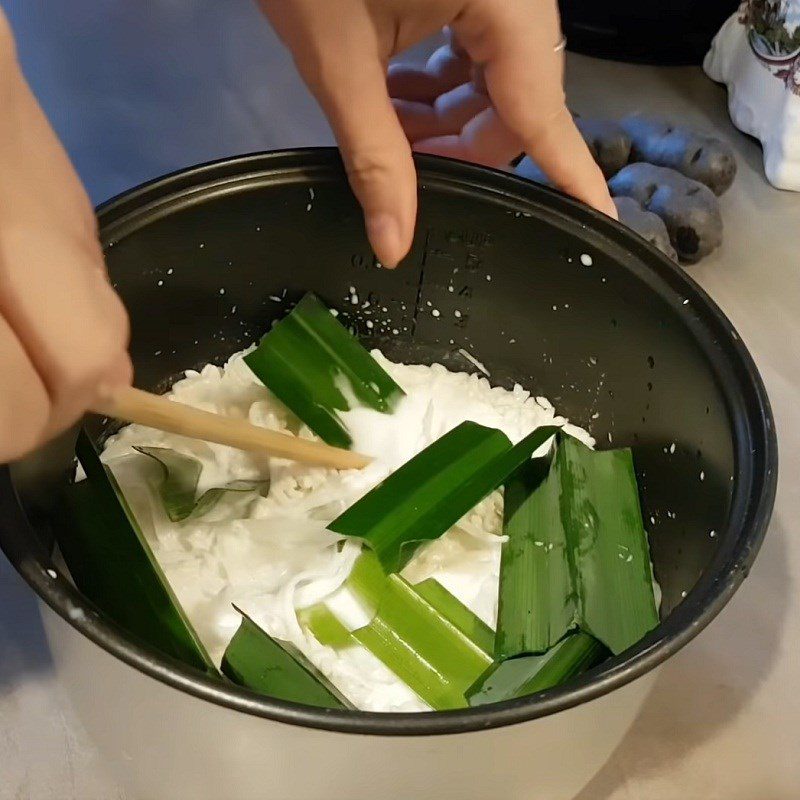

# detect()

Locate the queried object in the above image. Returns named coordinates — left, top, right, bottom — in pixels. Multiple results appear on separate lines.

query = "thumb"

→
left=293, top=45, right=417, bottom=267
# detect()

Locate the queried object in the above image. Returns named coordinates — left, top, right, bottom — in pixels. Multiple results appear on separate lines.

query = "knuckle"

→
left=73, top=228, right=104, bottom=265
left=519, top=105, right=570, bottom=146
left=94, top=315, right=129, bottom=373
left=59, top=310, right=129, bottom=394
left=345, top=150, right=395, bottom=192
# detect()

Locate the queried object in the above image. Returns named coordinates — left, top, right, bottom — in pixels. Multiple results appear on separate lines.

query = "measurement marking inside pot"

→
left=410, top=227, right=431, bottom=337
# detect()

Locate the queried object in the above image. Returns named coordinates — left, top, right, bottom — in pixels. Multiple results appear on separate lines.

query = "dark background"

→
left=560, top=0, right=739, bottom=64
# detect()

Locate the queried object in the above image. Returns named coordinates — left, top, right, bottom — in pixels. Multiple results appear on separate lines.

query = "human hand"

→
left=259, top=0, right=615, bottom=268
left=0, top=12, right=131, bottom=462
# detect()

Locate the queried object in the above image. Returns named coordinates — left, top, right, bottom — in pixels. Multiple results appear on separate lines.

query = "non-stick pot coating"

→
left=0, top=150, right=776, bottom=736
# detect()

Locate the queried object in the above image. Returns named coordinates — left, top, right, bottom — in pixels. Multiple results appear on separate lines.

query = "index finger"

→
left=453, top=0, right=616, bottom=217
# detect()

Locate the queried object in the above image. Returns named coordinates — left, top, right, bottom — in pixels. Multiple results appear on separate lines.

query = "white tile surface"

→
left=0, top=7, right=797, bottom=795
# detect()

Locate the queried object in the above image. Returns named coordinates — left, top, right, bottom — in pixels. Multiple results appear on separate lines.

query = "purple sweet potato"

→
left=620, top=115, right=736, bottom=195
left=609, top=163, right=722, bottom=263
left=613, top=197, right=677, bottom=261
left=575, top=118, right=632, bottom=178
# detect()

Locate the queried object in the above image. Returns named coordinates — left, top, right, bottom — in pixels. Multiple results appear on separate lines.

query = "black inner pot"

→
left=0, top=150, right=777, bottom=735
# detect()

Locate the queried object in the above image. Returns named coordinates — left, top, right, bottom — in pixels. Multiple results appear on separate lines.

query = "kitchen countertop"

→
left=1, top=49, right=798, bottom=800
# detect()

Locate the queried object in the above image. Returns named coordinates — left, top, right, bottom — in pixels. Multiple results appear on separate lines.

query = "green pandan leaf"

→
left=58, top=431, right=218, bottom=675
left=222, top=609, right=352, bottom=709
left=496, top=452, right=571, bottom=657
left=133, top=446, right=265, bottom=523
left=298, top=604, right=357, bottom=649
left=301, top=554, right=494, bottom=710
left=344, top=548, right=388, bottom=613
left=133, top=446, right=201, bottom=521
left=467, top=632, right=606, bottom=706
left=330, top=422, right=559, bottom=572
left=188, top=483, right=265, bottom=518
left=411, top=578, right=494, bottom=656
left=352, top=574, right=493, bottom=710
left=497, top=435, right=658, bottom=658
left=245, top=293, right=404, bottom=449
left=558, top=437, right=659, bottom=655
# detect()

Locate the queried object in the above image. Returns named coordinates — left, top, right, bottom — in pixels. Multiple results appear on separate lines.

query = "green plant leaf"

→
left=222, top=609, right=353, bottom=709
left=352, top=575, right=493, bottom=710
left=244, top=293, right=404, bottom=448
left=411, top=578, right=495, bottom=655
left=467, top=632, right=606, bottom=706
left=300, top=556, right=494, bottom=710
left=496, top=435, right=658, bottom=658
left=133, top=446, right=266, bottom=522
left=298, top=604, right=357, bottom=649
left=58, top=431, right=218, bottom=675
left=133, top=446, right=201, bottom=521
left=330, top=422, right=559, bottom=572
left=344, top=549, right=388, bottom=614
left=496, top=452, right=571, bottom=656
left=559, top=436, right=659, bottom=655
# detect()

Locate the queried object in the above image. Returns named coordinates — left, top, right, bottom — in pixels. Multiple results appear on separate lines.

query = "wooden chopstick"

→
left=92, top=386, right=370, bottom=470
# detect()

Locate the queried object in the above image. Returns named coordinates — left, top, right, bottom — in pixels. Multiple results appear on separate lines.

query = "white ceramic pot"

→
left=41, top=602, right=656, bottom=800
left=705, top=2, right=800, bottom=189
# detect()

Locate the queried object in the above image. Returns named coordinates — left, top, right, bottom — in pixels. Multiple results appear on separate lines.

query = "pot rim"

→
left=0, top=149, right=778, bottom=736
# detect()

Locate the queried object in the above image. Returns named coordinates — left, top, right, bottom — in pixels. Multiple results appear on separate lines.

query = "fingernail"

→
left=366, top=213, right=403, bottom=269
